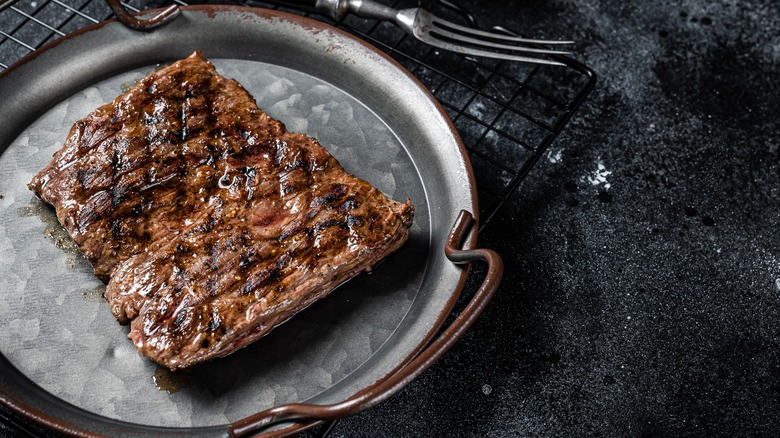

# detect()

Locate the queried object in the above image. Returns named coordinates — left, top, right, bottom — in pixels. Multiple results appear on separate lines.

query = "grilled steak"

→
left=28, top=51, right=414, bottom=370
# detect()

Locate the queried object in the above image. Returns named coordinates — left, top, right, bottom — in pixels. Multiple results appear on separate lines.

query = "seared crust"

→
left=28, top=52, right=414, bottom=370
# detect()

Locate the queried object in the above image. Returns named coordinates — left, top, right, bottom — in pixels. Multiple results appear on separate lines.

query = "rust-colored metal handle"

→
left=228, top=210, right=503, bottom=437
left=105, top=0, right=180, bottom=31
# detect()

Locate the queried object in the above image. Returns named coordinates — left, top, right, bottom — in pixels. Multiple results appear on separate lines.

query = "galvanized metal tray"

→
left=0, top=6, right=501, bottom=436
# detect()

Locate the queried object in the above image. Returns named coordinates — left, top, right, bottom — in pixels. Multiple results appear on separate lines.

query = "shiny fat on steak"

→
left=28, top=51, right=414, bottom=371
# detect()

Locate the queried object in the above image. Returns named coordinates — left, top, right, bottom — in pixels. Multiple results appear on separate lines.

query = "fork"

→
left=293, top=0, right=573, bottom=66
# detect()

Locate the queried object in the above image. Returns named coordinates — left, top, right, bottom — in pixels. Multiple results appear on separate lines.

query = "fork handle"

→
left=312, top=0, right=398, bottom=22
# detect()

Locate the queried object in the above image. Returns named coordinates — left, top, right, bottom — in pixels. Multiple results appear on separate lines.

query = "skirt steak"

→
left=28, top=51, right=414, bottom=370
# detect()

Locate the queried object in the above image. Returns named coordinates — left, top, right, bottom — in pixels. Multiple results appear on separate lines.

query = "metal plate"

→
left=0, top=6, right=477, bottom=435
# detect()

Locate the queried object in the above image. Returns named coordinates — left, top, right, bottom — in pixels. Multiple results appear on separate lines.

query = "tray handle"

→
left=228, top=210, right=503, bottom=437
left=105, top=0, right=180, bottom=31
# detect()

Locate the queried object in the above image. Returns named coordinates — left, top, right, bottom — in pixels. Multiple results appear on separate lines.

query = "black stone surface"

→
left=2, top=0, right=779, bottom=437
left=332, top=0, right=780, bottom=436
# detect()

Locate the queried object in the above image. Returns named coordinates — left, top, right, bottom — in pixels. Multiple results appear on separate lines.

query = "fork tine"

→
left=427, top=13, right=573, bottom=46
left=419, top=37, right=568, bottom=66
left=426, top=24, right=573, bottom=56
left=331, top=1, right=574, bottom=65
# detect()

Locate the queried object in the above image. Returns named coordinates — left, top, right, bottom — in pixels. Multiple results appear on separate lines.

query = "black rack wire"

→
left=0, top=0, right=594, bottom=436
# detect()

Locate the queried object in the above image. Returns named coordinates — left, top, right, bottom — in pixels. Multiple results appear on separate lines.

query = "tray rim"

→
left=0, top=5, right=483, bottom=436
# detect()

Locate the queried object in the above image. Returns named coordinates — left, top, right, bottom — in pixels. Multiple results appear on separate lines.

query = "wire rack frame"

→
left=0, top=0, right=594, bottom=436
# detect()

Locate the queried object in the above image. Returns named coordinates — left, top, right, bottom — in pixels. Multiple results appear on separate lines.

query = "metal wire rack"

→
left=0, top=0, right=594, bottom=435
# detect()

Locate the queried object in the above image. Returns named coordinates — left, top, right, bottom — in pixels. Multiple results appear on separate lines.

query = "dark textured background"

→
left=333, top=0, right=780, bottom=436
left=3, top=0, right=780, bottom=436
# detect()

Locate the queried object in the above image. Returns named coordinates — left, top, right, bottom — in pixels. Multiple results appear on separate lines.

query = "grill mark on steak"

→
left=28, top=51, right=414, bottom=370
